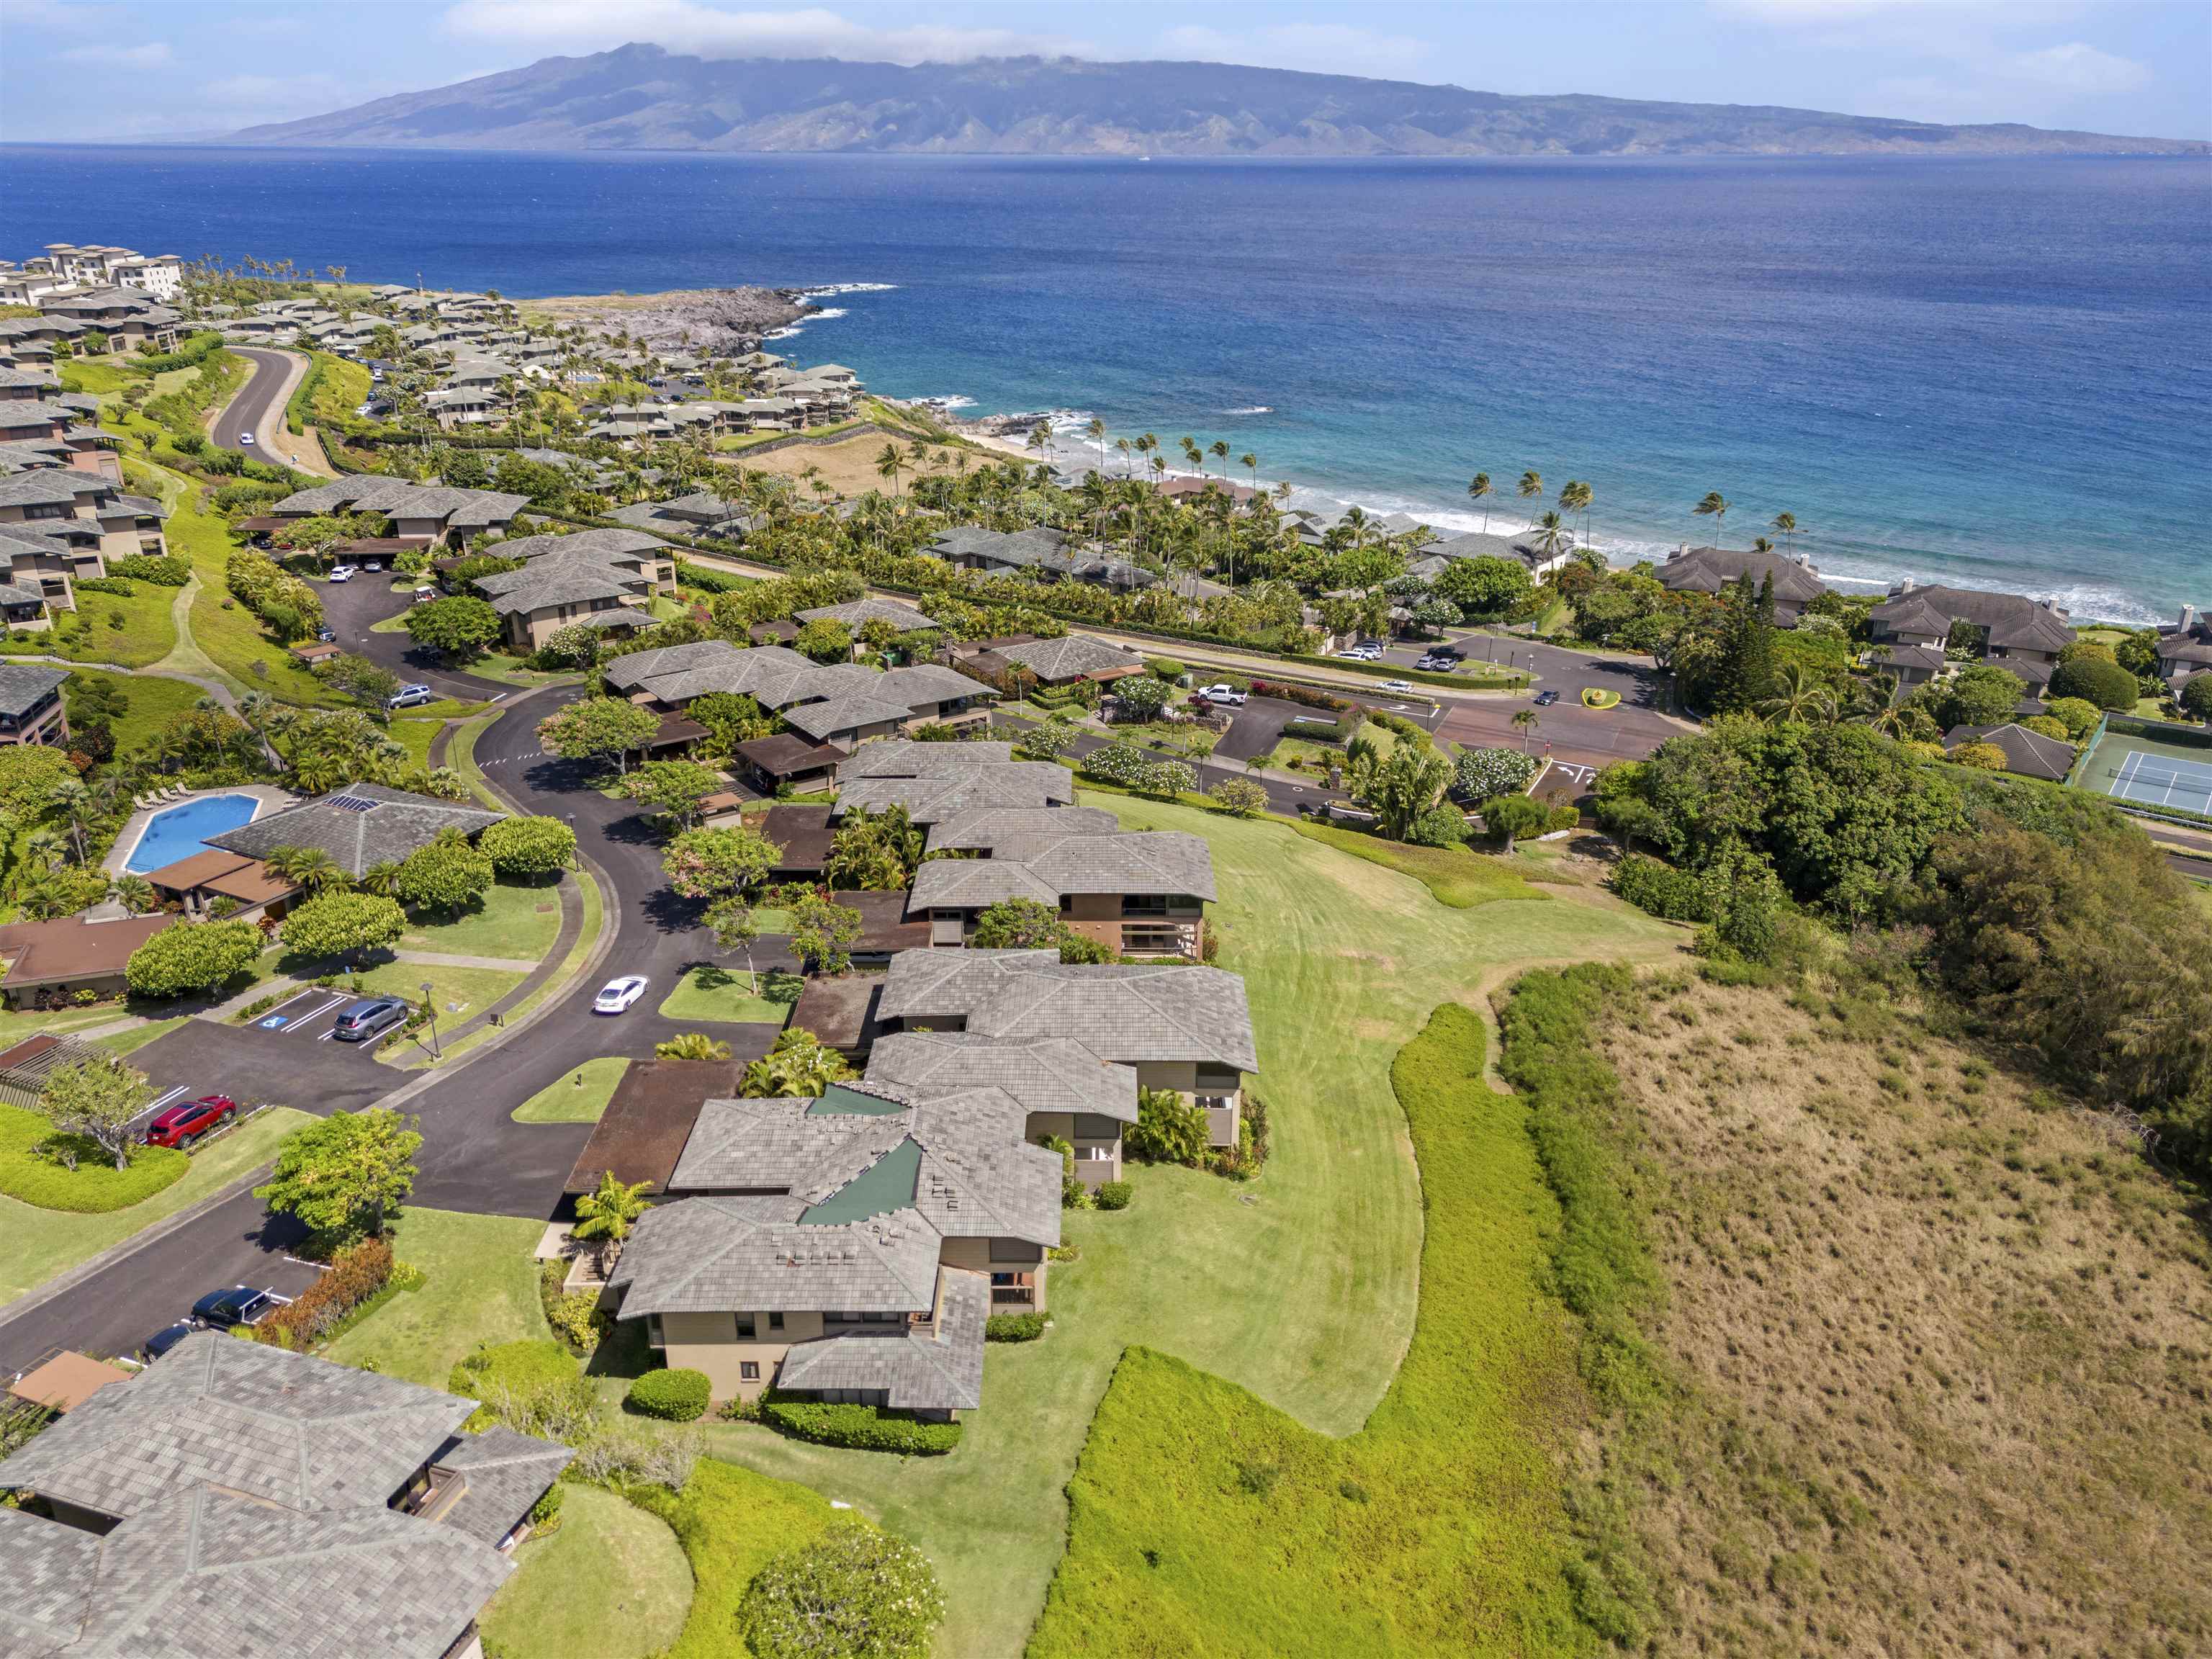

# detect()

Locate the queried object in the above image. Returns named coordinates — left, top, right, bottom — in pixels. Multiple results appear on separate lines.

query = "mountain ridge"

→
left=227, top=45, right=2208, bottom=157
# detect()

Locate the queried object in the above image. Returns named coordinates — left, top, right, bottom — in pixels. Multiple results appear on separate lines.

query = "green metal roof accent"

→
left=801, top=1138, right=922, bottom=1224
left=809, top=1083, right=907, bottom=1117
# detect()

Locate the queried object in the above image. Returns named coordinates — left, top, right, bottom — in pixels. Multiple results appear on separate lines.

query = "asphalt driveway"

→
left=315, top=572, right=513, bottom=701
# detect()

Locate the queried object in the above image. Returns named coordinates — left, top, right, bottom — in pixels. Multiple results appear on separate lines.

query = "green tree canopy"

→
left=663, top=824, right=780, bottom=902
left=480, top=815, right=576, bottom=878
left=739, top=1026, right=855, bottom=1097
left=822, top=806, right=922, bottom=891
left=279, top=891, right=406, bottom=963
left=41, top=1053, right=151, bottom=1171
left=620, top=759, right=724, bottom=831
left=403, top=595, right=502, bottom=662
left=2182, top=674, right=2212, bottom=722
left=778, top=885, right=866, bottom=975
left=1924, top=664, right=2028, bottom=731
left=2047, top=654, right=2141, bottom=711
left=739, top=1517, right=945, bottom=1659
left=1432, top=555, right=1533, bottom=619
left=126, top=918, right=265, bottom=998
left=394, top=829, right=494, bottom=914
left=255, top=1108, right=423, bottom=1249
left=536, top=696, right=658, bottom=775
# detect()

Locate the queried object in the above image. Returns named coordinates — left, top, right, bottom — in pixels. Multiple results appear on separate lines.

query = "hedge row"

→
left=759, top=1393, right=964, bottom=1454
left=252, top=1236, right=395, bottom=1351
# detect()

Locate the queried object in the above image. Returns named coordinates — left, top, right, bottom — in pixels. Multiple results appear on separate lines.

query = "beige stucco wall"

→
left=660, top=1308, right=829, bottom=1401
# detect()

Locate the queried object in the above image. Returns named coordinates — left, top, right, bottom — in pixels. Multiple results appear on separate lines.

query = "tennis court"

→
left=2074, top=721, right=2212, bottom=818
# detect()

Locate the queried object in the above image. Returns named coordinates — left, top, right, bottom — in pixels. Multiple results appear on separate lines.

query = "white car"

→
left=326, top=565, right=358, bottom=583
left=1200, top=683, right=1248, bottom=708
left=593, top=975, right=649, bottom=1015
left=1377, top=679, right=1416, bottom=694
left=238, top=432, right=255, bottom=446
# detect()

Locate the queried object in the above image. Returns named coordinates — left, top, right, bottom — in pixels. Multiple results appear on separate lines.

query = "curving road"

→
left=212, top=346, right=302, bottom=460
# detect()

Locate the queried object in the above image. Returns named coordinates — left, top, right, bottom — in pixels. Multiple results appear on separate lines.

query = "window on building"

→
left=740, top=1362, right=760, bottom=1382
left=735, top=1315, right=755, bottom=1339
left=768, top=1311, right=784, bottom=1331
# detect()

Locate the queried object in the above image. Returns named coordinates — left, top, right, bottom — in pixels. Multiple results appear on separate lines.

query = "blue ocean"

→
left=5, top=145, right=2206, bottom=621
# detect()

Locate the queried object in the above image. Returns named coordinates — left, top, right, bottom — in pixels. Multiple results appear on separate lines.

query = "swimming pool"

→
left=124, top=794, right=261, bottom=874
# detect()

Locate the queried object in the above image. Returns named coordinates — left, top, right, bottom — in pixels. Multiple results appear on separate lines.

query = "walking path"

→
left=392, top=949, right=542, bottom=971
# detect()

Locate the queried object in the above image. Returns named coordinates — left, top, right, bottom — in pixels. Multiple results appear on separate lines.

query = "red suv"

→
left=144, top=1095, right=238, bottom=1150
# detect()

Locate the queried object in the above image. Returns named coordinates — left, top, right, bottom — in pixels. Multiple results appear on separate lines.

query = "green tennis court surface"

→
left=2074, top=723, right=2212, bottom=817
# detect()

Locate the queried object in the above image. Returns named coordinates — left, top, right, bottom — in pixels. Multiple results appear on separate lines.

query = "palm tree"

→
left=357, top=861, right=403, bottom=897
left=1467, top=472, right=1493, bottom=532
left=740, top=1028, right=854, bottom=1097
left=1114, top=436, right=1133, bottom=478
left=1771, top=511, right=1798, bottom=556
left=1757, top=663, right=1838, bottom=725
left=1516, top=470, right=1543, bottom=526
left=262, top=843, right=347, bottom=895
left=1512, top=707, right=1541, bottom=755
left=1240, top=451, right=1258, bottom=503
left=572, top=1169, right=655, bottom=1274
left=875, top=441, right=906, bottom=500
left=1179, top=436, right=1204, bottom=477
left=1529, top=511, right=1570, bottom=557
left=1559, top=480, right=1593, bottom=548
left=1208, top=439, right=1230, bottom=480
left=1693, top=490, right=1731, bottom=544
left=1751, top=536, right=1775, bottom=554
left=1084, top=416, right=1107, bottom=467
left=655, top=1031, right=733, bottom=1061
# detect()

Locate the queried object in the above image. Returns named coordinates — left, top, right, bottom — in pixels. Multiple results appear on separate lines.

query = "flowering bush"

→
left=739, top=1517, right=946, bottom=1659
left=1452, top=746, right=1538, bottom=802
left=253, top=1237, right=398, bottom=1350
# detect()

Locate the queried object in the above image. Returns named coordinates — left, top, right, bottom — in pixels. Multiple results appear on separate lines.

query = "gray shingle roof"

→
left=489, top=526, right=669, bottom=562
left=864, top=1031, right=1140, bottom=1125
left=273, top=478, right=529, bottom=530
left=832, top=765, right=1078, bottom=824
left=1658, top=546, right=1829, bottom=608
left=925, top=805, right=1120, bottom=854
left=774, top=1266, right=988, bottom=1411
left=426, top=1426, right=575, bottom=1548
left=1871, top=583, right=2076, bottom=653
left=838, top=739, right=1017, bottom=779
left=1, top=1483, right=512, bottom=1659
left=907, top=829, right=1215, bottom=913
left=610, top=1196, right=943, bottom=1316
left=475, top=559, right=644, bottom=618
left=0, top=1331, right=471, bottom=1521
left=927, top=525, right=1069, bottom=566
left=1945, top=721, right=2076, bottom=782
left=781, top=691, right=923, bottom=742
left=0, top=662, right=67, bottom=716
left=995, top=634, right=1143, bottom=683
left=203, top=783, right=502, bottom=879
left=878, top=949, right=1259, bottom=1071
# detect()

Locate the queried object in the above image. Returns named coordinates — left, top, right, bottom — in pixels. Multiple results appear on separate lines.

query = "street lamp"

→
left=419, top=979, right=442, bottom=1058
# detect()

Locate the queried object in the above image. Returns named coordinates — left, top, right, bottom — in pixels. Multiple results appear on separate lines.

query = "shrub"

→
left=126, top=918, right=264, bottom=997
left=2047, top=654, right=2139, bottom=711
left=758, top=1393, right=964, bottom=1454
left=1208, top=778, right=1269, bottom=818
left=1950, top=741, right=2009, bottom=771
left=1095, top=1179, right=1134, bottom=1211
left=569, top=1425, right=701, bottom=1492
left=1146, top=657, right=1186, bottom=681
left=110, top=553, right=189, bottom=585
left=1125, top=1085, right=1210, bottom=1166
left=253, top=1236, right=397, bottom=1350
left=986, top=1311, right=1049, bottom=1341
left=480, top=815, right=575, bottom=878
left=626, top=1367, right=711, bottom=1422
left=1405, top=804, right=1470, bottom=847
left=739, top=1517, right=945, bottom=1659
left=1608, top=853, right=1712, bottom=922
left=1453, top=746, right=1538, bottom=802
left=524, top=1483, right=565, bottom=1539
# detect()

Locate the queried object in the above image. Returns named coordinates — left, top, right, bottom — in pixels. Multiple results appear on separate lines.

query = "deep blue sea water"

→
left=6, top=145, right=2207, bottom=621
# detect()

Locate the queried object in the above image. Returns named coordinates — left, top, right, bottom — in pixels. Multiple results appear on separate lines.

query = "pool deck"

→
left=102, top=783, right=300, bottom=878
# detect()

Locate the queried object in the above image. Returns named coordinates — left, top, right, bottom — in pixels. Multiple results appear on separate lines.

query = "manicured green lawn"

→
left=0, top=1104, right=186, bottom=1213
left=513, top=1057, right=629, bottom=1123
left=626, top=1460, right=842, bottom=1659
left=480, top=1482, right=693, bottom=1659
left=1028, top=1004, right=1592, bottom=1657
left=694, top=791, right=1679, bottom=1658
left=33, top=581, right=179, bottom=668
left=0, top=1106, right=312, bottom=1307
left=352, top=961, right=526, bottom=1025
left=0, top=1004, right=125, bottom=1047
left=1292, top=819, right=1539, bottom=908
left=389, top=716, right=443, bottom=771
left=657, top=965, right=789, bottom=1025
left=323, top=1207, right=552, bottom=1387
left=405, top=873, right=598, bottom=1071
left=398, top=879, right=565, bottom=963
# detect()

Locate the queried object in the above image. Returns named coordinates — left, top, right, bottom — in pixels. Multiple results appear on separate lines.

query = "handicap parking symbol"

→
left=258, top=1015, right=288, bottom=1030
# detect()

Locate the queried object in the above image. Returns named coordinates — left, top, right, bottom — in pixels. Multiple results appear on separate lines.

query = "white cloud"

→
left=2002, top=42, right=2149, bottom=96
left=57, top=41, right=172, bottom=67
left=1152, top=22, right=1434, bottom=81
left=439, top=1, right=1094, bottom=65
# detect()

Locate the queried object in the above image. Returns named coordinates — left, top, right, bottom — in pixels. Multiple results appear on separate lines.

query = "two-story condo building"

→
left=1868, top=580, right=2077, bottom=693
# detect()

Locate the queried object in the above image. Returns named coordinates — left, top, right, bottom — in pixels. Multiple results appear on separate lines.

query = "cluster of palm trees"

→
left=1694, top=493, right=1804, bottom=557
left=1465, top=471, right=1596, bottom=552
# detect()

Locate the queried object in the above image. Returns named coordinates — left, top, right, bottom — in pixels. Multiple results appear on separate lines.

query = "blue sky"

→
left=4, top=1, right=2207, bottom=143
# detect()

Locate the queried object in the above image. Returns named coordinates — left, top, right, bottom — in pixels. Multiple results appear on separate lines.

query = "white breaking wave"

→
left=918, top=394, right=976, bottom=410
left=799, top=282, right=898, bottom=297
left=1223, top=405, right=1273, bottom=415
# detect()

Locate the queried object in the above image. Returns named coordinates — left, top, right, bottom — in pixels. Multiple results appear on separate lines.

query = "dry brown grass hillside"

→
left=1584, top=972, right=2212, bottom=1658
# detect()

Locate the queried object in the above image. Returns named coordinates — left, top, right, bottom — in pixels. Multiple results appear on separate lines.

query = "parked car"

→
left=331, top=996, right=408, bottom=1043
left=191, top=1286, right=287, bottom=1333
left=326, top=565, right=358, bottom=583
left=143, top=1094, right=238, bottom=1151
left=1377, top=679, right=1416, bottom=694
left=594, top=975, right=649, bottom=1015
left=1534, top=689, right=1561, bottom=706
left=143, top=1320, right=198, bottom=1361
left=1199, top=683, right=1248, bottom=708
left=315, top=626, right=336, bottom=643
left=410, top=585, right=437, bottom=605
left=386, top=683, right=434, bottom=710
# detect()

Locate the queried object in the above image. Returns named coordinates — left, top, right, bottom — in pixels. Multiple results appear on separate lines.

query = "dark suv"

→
left=332, top=996, right=408, bottom=1042
left=143, top=1094, right=238, bottom=1150
left=190, top=1285, right=287, bottom=1332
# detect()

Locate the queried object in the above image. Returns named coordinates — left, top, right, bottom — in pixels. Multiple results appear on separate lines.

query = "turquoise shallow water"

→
left=7, top=145, right=2206, bottom=621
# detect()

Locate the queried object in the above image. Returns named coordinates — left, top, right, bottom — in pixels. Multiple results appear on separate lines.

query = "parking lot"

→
left=127, top=1007, right=403, bottom=1125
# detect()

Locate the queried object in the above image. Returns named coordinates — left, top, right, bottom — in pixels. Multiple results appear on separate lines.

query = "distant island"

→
left=227, top=44, right=2208, bottom=158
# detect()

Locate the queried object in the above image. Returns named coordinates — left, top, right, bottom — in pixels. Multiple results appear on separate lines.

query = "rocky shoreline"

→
left=523, top=284, right=813, bottom=355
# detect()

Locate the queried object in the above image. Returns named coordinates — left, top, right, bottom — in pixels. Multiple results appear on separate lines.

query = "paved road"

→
left=315, top=570, right=514, bottom=701
left=213, top=347, right=300, bottom=459
left=0, top=685, right=791, bottom=1376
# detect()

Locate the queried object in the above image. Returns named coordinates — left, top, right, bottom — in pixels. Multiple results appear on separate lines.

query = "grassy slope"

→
left=696, top=793, right=1678, bottom=1658
left=323, top=1207, right=552, bottom=1387
left=1030, top=1004, right=1592, bottom=1658
left=513, top=1056, right=629, bottom=1123
left=1292, top=819, right=1541, bottom=908
left=1558, top=970, right=2212, bottom=1655
left=65, top=668, right=204, bottom=757
left=479, top=1483, right=693, bottom=1659
left=0, top=1107, right=313, bottom=1307
left=396, top=879, right=565, bottom=962
left=159, top=464, right=340, bottom=703
left=7, top=582, right=179, bottom=668
left=629, top=1460, right=842, bottom=1659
